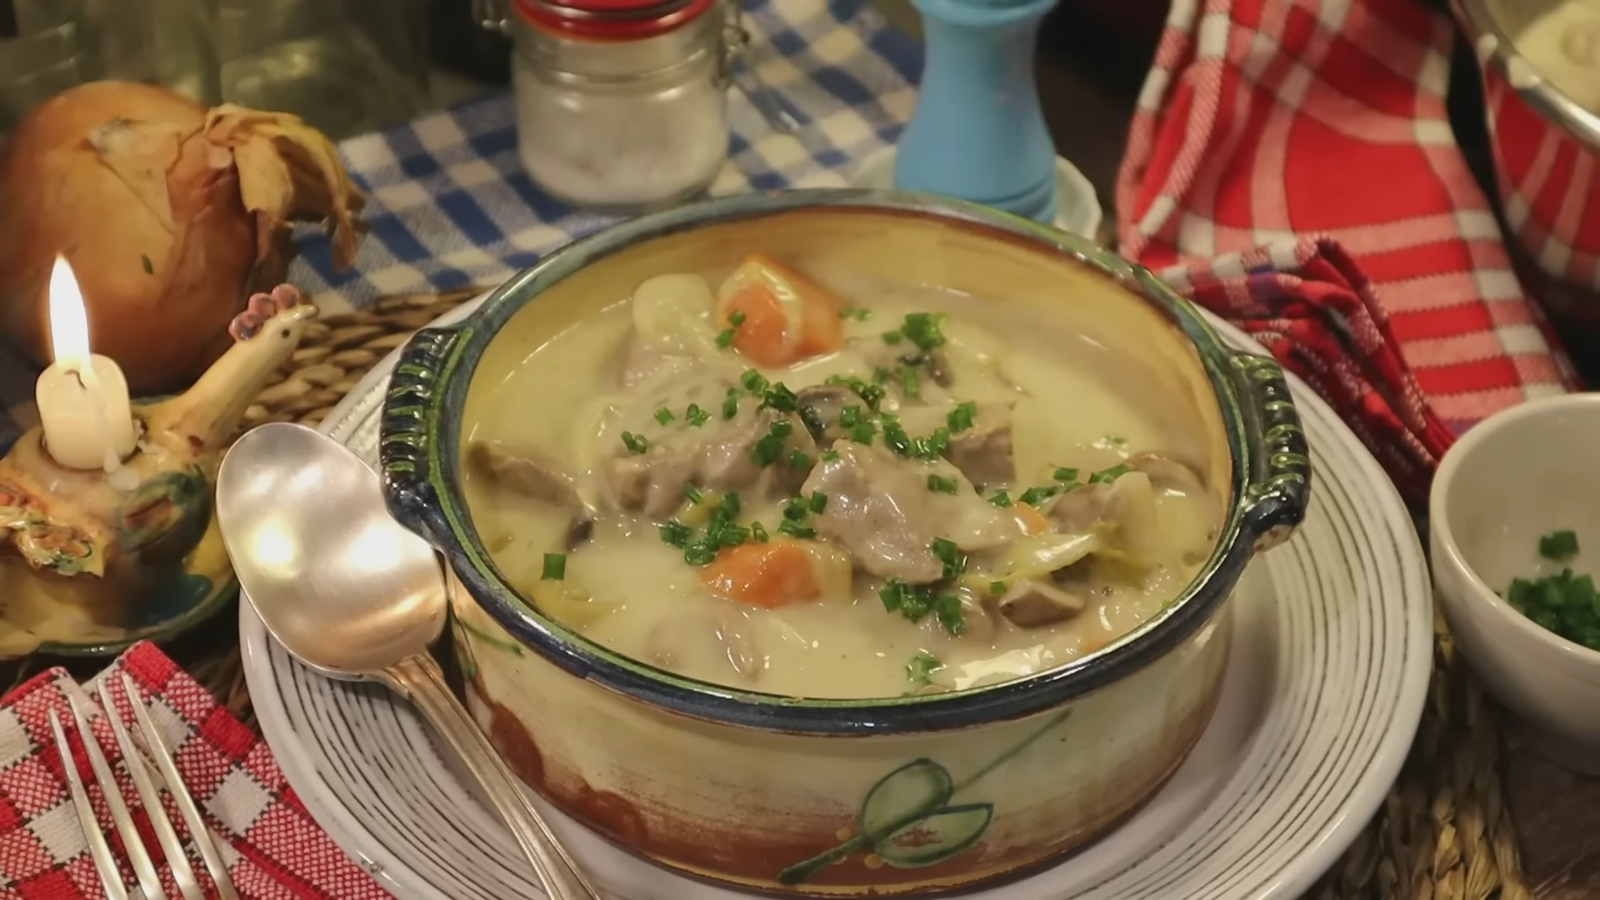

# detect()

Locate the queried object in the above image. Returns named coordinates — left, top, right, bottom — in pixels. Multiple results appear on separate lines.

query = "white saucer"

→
left=849, top=147, right=1104, bottom=241
left=242, top=298, right=1432, bottom=900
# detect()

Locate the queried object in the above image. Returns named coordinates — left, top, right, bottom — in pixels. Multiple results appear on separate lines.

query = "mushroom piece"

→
left=795, top=384, right=855, bottom=445
left=469, top=440, right=597, bottom=548
left=996, top=581, right=1086, bottom=628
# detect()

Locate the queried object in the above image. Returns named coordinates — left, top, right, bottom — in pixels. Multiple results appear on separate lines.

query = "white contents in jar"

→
left=513, top=56, right=730, bottom=210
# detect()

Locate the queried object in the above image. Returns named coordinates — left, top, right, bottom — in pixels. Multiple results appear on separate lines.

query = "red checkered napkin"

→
left=1116, top=0, right=1579, bottom=501
left=0, top=642, right=392, bottom=900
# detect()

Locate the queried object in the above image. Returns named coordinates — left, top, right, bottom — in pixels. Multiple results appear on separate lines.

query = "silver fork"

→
left=47, top=672, right=240, bottom=900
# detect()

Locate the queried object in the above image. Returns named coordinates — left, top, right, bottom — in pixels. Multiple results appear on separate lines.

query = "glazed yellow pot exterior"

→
left=450, top=567, right=1232, bottom=895
left=376, top=192, right=1310, bottom=898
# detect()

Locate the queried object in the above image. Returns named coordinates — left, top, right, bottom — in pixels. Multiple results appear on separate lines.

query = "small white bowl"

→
left=1430, top=393, right=1600, bottom=775
left=850, top=147, right=1104, bottom=241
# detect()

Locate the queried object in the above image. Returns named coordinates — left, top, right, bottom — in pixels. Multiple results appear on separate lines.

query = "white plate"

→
left=241, top=298, right=1432, bottom=900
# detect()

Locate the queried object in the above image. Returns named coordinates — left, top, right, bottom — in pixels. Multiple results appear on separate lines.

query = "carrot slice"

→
left=1016, top=503, right=1050, bottom=536
left=700, top=541, right=822, bottom=608
left=717, top=254, right=844, bottom=367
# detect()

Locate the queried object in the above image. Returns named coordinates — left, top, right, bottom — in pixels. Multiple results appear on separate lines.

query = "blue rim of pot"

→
left=378, top=188, right=1311, bottom=735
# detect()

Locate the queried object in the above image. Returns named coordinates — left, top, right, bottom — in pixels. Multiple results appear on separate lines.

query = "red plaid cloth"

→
left=0, top=642, right=392, bottom=900
left=1115, top=0, right=1579, bottom=503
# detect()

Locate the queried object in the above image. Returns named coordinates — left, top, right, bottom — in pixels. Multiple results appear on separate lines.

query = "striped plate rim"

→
left=240, top=301, right=1431, bottom=900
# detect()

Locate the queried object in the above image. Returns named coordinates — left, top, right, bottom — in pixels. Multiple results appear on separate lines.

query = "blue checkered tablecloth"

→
left=296, top=0, right=920, bottom=313
left=0, top=0, right=921, bottom=450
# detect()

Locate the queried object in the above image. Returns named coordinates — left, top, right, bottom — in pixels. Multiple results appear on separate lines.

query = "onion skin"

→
left=0, top=81, right=363, bottom=395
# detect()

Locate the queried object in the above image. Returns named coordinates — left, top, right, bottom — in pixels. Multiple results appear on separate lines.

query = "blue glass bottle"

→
left=892, top=0, right=1059, bottom=225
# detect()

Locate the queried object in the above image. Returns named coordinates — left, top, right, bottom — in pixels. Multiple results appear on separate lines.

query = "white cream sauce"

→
left=466, top=275, right=1221, bottom=700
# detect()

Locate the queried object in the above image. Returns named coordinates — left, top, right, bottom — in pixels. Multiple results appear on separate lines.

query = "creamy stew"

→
left=1516, top=0, right=1600, bottom=112
left=465, top=254, right=1224, bottom=700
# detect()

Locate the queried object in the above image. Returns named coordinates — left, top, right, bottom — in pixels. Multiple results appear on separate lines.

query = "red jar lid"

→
left=514, top=0, right=714, bottom=40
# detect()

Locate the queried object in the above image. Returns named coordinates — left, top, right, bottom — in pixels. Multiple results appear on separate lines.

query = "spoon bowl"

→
left=214, top=422, right=603, bottom=900
left=216, top=422, right=446, bottom=677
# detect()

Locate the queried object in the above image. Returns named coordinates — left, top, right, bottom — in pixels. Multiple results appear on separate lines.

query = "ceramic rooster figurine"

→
left=0, top=285, right=317, bottom=655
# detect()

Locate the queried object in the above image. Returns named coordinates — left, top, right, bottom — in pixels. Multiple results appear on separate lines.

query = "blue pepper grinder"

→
left=893, top=0, right=1060, bottom=225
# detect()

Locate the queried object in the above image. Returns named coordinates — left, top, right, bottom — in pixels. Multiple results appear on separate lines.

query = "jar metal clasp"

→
left=473, top=0, right=510, bottom=33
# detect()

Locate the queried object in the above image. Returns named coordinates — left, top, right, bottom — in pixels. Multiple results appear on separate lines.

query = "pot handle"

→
left=1229, top=351, right=1311, bottom=552
left=380, top=326, right=464, bottom=546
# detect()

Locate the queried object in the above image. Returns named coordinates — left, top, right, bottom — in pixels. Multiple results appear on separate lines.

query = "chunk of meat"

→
left=945, top=404, right=1014, bottom=486
left=469, top=440, right=596, bottom=548
left=1044, top=471, right=1162, bottom=559
left=608, top=409, right=816, bottom=518
left=996, top=581, right=1086, bottom=628
left=895, top=402, right=1016, bottom=486
left=1127, top=452, right=1206, bottom=493
left=469, top=440, right=584, bottom=510
left=800, top=443, right=1017, bottom=583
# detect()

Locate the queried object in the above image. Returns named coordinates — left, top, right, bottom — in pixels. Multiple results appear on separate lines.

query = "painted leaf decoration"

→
left=857, top=759, right=954, bottom=836
left=873, top=802, right=994, bottom=869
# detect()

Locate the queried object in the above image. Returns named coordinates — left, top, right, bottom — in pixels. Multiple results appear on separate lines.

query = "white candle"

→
left=34, top=257, right=137, bottom=472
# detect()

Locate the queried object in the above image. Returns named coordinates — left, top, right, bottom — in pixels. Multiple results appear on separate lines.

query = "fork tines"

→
left=46, top=673, right=240, bottom=900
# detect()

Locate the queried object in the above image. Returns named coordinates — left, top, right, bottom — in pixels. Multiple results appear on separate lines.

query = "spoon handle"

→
left=387, top=654, right=605, bottom=900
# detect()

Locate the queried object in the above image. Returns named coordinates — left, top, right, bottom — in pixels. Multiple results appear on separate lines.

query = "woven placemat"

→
left=110, top=287, right=1536, bottom=900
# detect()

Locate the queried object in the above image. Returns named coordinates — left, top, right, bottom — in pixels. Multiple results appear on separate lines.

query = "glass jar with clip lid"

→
left=472, top=0, right=741, bottom=211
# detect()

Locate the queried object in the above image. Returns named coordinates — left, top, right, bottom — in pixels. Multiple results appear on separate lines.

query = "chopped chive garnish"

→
left=849, top=421, right=877, bottom=444
left=1053, top=467, right=1080, bottom=483
left=683, top=539, right=719, bottom=565
left=821, top=449, right=840, bottom=462
left=778, top=520, right=816, bottom=539
left=900, top=366, right=920, bottom=398
left=947, top=401, right=977, bottom=433
left=989, top=580, right=1007, bottom=595
left=685, top=403, right=710, bottom=427
left=750, top=521, right=770, bottom=543
left=1090, top=463, right=1130, bottom=485
left=988, top=491, right=1013, bottom=507
left=659, top=521, right=691, bottom=547
left=900, top=312, right=948, bottom=351
left=715, top=311, right=746, bottom=349
left=906, top=652, right=942, bottom=685
left=741, top=369, right=769, bottom=394
left=809, top=492, right=828, bottom=513
left=722, top=388, right=740, bottom=420
left=1540, top=530, right=1580, bottom=560
left=1018, top=485, right=1057, bottom=506
left=934, top=593, right=965, bottom=635
left=881, top=330, right=905, bottom=345
left=760, top=382, right=799, bottom=413
left=840, top=405, right=863, bottom=427
left=683, top=483, right=704, bottom=504
left=930, top=538, right=966, bottom=579
left=840, top=307, right=872, bottom=321
left=654, top=407, right=675, bottom=425
left=751, top=420, right=794, bottom=467
left=621, top=431, right=649, bottom=454
left=786, top=448, right=812, bottom=470
left=824, top=375, right=886, bottom=411
left=541, top=553, right=566, bottom=581
left=927, top=474, right=959, bottom=495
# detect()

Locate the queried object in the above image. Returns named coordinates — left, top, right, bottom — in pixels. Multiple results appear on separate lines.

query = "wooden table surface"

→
left=1029, top=11, right=1600, bottom=897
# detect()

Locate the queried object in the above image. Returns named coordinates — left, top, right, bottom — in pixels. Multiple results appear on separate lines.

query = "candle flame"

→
left=47, top=256, right=90, bottom=368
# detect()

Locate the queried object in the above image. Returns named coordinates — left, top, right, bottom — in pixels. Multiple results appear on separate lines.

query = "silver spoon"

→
left=215, top=422, right=603, bottom=900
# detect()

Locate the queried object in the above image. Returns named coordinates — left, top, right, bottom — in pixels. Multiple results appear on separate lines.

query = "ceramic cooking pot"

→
left=377, top=190, right=1312, bottom=896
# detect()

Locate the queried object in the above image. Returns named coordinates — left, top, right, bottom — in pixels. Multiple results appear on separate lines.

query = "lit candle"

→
left=34, top=257, right=137, bottom=472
